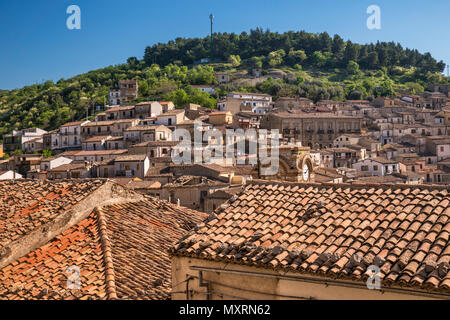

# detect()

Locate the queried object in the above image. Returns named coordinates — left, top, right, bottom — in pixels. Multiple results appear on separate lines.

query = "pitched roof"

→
left=82, top=136, right=111, bottom=143
left=125, top=125, right=166, bottom=132
left=72, top=150, right=128, bottom=157
left=95, top=198, right=207, bottom=299
left=0, top=211, right=108, bottom=300
left=158, top=109, right=184, bottom=116
left=105, top=105, right=135, bottom=113
left=370, top=157, right=399, bottom=165
left=60, top=121, right=88, bottom=127
left=132, top=141, right=178, bottom=147
left=0, top=180, right=207, bottom=300
left=48, top=163, right=88, bottom=172
left=171, top=181, right=450, bottom=294
left=272, top=112, right=359, bottom=119
left=84, top=120, right=136, bottom=127
left=0, top=180, right=106, bottom=250
left=115, top=154, right=147, bottom=162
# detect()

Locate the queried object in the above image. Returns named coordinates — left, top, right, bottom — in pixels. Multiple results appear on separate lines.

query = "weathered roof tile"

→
left=171, top=181, right=450, bottom=294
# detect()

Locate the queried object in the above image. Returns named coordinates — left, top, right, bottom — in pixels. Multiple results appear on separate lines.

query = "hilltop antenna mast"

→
left=447, top=64, right=449, bottom=77
left=210, top=14, right=214, bottom=61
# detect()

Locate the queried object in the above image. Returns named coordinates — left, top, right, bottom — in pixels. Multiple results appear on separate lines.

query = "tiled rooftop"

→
left=100, top=198, right=207, bottom=299
left=0, top=180, right=207, bottom=300
left=0, top=180, right=105, bottom=249
left=0, top=212, right=107, bottom=300
left=171, top=181, right=450, bottom=294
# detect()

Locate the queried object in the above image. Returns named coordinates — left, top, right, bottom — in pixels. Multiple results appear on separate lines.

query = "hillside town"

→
left=2, top=79, right=450, bottom=199
left=1, top=76, right=450, bottom=300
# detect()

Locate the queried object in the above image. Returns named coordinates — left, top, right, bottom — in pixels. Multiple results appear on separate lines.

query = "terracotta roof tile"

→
left=171, top=181, right=450, bottom=294
left=0, top=180, right=206, bottom=300
left=0, top=180, right=105, bottom=250
left=0, top=212, right=107, bottom=300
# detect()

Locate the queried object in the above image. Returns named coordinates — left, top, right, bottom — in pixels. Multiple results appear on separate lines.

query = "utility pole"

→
left=210, top=14, right=214, bottom=61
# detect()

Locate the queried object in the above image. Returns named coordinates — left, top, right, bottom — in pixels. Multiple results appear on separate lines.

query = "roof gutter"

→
left=190, top=265, right=450, bottom=300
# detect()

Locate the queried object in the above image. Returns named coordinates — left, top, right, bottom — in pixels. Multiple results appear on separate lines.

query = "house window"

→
left=373, top=165, right=378, bottom=171
left=361, top=165, right=369, bottom=171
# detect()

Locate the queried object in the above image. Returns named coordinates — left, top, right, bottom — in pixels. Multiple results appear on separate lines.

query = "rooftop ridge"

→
left=248, top=179, right=450, bottom=192
left=95, top=207, right=118, bottom=300
left=171, top=179, right=450, bottom=294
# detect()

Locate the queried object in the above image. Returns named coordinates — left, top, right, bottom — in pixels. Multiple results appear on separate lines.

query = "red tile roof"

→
left=171, top=181, right=450, bottom=294
left=0, top=180, right=207, bottom=300
left=60, top=121, right=88, bottom=127
left=100, top=198, right=207, bottom=299
left=0, top=212, right=107, bottom=300
left=0, top=180, right=106, bottom=249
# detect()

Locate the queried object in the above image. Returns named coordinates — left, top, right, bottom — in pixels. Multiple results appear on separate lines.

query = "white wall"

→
left=0, top=171, right=23, bottom=180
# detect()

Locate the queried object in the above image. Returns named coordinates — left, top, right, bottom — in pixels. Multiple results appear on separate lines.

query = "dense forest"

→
left=0, top=28, right=448, bottom=140
left=144, top=28, right=446, bottom=73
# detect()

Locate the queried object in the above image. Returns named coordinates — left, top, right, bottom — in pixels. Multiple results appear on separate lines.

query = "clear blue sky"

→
left=0, top=0, right=449, bottom=90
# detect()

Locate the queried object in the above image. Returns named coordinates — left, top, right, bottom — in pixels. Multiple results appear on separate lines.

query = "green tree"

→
left=267, top=49, right=286, bottom=67
left=138, top=80, right=149, bottom=97
left=347, top=61, right=360, bottom=75
left=228, top=55, right=241, bottom=67
left=343, top=42, right=360, bottom=64
left=286, top=49, right=307, bottom=66
left=380, top=78, right=395, bottom=96
left=42, top=149, right=52, bottom=158
left=310, top=51, right=326, bottom=68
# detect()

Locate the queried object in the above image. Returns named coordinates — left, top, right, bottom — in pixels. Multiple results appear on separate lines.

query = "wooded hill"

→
left=0, top=28, right=448, bottom=139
